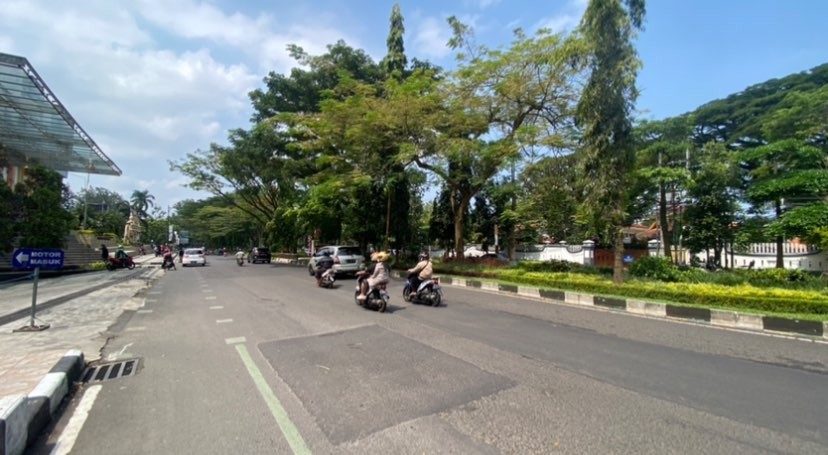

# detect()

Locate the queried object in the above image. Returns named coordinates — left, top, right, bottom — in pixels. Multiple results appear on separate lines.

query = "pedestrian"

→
left=100, top=244, right=109, bottom=262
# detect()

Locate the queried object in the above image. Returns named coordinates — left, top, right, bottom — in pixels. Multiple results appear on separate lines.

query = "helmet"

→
left=418, top=252, right=429, bottom=261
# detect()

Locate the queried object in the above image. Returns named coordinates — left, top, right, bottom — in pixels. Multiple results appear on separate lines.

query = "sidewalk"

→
left=0, top=254, right=162, bottom=455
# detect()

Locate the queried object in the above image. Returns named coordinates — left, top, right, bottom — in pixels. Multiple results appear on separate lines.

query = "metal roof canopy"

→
left=0, top=52, right=121, bottom=176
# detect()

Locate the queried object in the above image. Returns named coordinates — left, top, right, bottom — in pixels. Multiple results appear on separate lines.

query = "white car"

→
left=182, top=248, right=207, bottom=267
left=308, top=246, right=364, bottom=276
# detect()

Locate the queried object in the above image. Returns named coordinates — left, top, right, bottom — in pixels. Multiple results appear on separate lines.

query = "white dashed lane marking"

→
left=209, top=306, right=224, bottom=310
left=216, top=319, right=233, bottom=324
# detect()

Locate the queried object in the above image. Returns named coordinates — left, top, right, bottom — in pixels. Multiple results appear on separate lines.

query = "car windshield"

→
left=184, top=249, right=203, bottom=255
left=337, top=247, right=361, bottom=256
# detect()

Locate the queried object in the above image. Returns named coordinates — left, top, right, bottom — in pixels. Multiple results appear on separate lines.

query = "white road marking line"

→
left=125, top=326, right=146, bottom=332
left=205, top=296, right=217, bottom=300
left=50, top=384, right=102, bottom=455
left=225, top=336, right=247, bottom=344
left=216, top=319, right=233, bottom=324
left=233, top=343, right=311, bottom=455
left=209, top=306, right=224, bottom=310
left=202, top=289, right=213, bottom=293
left=146, top=299, right=158, bottom=303
left=137, top=310, right=153, bottom=314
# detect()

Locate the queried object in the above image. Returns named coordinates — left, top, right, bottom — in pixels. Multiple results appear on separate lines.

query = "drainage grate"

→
left=81, top=358, right=142, bottom=383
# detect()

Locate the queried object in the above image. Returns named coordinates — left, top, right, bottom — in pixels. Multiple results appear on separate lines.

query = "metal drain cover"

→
left=81, top=358, right=141, bottom=383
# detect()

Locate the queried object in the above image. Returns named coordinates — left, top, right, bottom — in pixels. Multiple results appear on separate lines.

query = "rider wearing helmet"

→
left=315, top=250, right=335, bottom=285
left=357, top=251, right=390, bottom=300
left=407, top=252, right=433, bottom=292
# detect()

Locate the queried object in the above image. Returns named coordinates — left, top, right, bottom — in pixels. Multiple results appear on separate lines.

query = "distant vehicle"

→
left=308, top=246, right=364, bottom=276
left=248, top=247, right=272, bottom=264
left=183, top=248, right=206, bottom=267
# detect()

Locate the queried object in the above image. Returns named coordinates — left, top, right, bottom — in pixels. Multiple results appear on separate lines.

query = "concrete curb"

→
left=0, top=350, right=84, bottom=455
left=401, top=271, right=827, bottom=342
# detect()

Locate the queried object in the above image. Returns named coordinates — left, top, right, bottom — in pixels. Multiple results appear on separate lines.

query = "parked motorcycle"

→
left=106, top=256, right=135, bottom=271
left=403, top=276, right=443, bottom=307
left=354, top=275, right=389, bottom=312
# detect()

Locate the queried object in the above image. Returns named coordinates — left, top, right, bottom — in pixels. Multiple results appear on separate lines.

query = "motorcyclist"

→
left=357, top=251, right=390, bottom=300
left=407, top=252, right=433, bottom=293
left=315, top=251, right=335, bottom=286
left=235, top=249, right=245, bottom=265
left=115, top=244, right=129, bottom=260
left=162, top=246, right=176, bottom=270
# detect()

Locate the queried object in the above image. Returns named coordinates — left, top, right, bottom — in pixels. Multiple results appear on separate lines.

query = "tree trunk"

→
left=384, top=190, right=391, bottom=251
left=775, top=199, right=784, bottom=268
left=613, top=226, right=625, bottom=285
left=659, top=185, right=670, bottom=258
left=453, top=196, right=470, bottom=259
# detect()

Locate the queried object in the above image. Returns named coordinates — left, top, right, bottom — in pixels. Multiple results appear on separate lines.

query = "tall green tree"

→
left=14, top=165, right=75, bottom=248
left=0, top=182, right=21, bottom=252
left=575, top=0, right=645, bottom=284
left=71, top=186, right=129, bottom=235
left=379, top=3, right=416, bottom=251
left=682, top=143, right=740, bottom=266
left=129, top=189, right=155, bottom=219
left=405, top=21, right=583, bottom=258
left=518, top=153, right=584, bottom=243
left=382, top=3, right=407, bottom=77
left=739, top=139, right=828, bottom=267
left=634, top=116, right=692, bottom=258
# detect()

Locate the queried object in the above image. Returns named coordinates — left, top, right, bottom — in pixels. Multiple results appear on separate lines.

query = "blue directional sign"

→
left=11, top=248, right=64, bottom=269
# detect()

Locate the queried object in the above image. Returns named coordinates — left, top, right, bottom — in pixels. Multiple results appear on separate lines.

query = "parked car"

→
left=308, top=246, right=364, bottom=276
left=182, top=248, right=207, bottom=267
left=248, top=247, right=272, bottom=264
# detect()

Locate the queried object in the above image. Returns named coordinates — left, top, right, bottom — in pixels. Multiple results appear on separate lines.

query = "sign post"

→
left=11, top=248, right=64, bottom=332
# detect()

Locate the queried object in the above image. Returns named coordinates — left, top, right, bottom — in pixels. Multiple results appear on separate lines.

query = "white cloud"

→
left=412, top=16, right=453, bottom=59
left=0, top=0, right=358, bottom=209
left=477, top=0, right=502, bottom=9
left=534, top=0, right=587, bottom=34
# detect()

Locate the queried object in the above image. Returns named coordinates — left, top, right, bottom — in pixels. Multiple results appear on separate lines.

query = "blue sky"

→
left=1, top=0, right=826, bottom=211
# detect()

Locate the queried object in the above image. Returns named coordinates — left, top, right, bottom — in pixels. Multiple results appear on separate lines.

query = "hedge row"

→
left=480, top=270, right=828, bottom=316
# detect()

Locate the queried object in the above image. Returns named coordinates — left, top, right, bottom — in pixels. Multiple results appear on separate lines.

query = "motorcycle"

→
left=161, top=253, right=176, bottom=271
left=354, top=275, right=389, bottom=312
left=236, top=256, right=244, bottom=266
left=403, top=276, right=443, bottom=307
left=316, top=267, right=335, bottom=288
left=106, top=256, right=135, bottom=271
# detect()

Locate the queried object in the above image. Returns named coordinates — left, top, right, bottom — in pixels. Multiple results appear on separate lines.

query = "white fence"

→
left=433, top=241, right=827, bottom=272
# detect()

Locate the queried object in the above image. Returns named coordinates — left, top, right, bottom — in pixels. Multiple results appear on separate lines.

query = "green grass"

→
left=425, top=260, right=828, bottom=322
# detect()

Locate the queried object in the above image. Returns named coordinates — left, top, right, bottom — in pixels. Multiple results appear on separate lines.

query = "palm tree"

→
left=130, top=189, right=155, bottom=219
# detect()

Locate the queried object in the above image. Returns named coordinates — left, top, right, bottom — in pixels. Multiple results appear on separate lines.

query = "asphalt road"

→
left=32, top=257, right=828, bottom=454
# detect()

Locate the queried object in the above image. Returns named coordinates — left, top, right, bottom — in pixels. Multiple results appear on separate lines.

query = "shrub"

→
left=629, top=257, right=679, bottom=282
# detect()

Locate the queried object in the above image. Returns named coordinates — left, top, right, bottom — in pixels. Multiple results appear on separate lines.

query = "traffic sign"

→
left=11, top=248, right=64, bottom=269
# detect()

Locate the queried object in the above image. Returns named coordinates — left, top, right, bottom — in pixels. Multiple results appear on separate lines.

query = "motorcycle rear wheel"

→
left=430, top=292, right=442, bottom=307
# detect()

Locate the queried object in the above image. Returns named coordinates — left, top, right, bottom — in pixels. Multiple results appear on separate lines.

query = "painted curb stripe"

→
left=441, top=277, right=825, bottom=340
left=233, top=344, right=311, bottom=455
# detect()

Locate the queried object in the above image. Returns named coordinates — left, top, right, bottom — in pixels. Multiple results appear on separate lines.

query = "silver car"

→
left=308, top=246, right=364, bottom=276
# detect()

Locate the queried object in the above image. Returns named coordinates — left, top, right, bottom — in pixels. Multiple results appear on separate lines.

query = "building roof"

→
left=0, top=52, right=120, bottom=176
